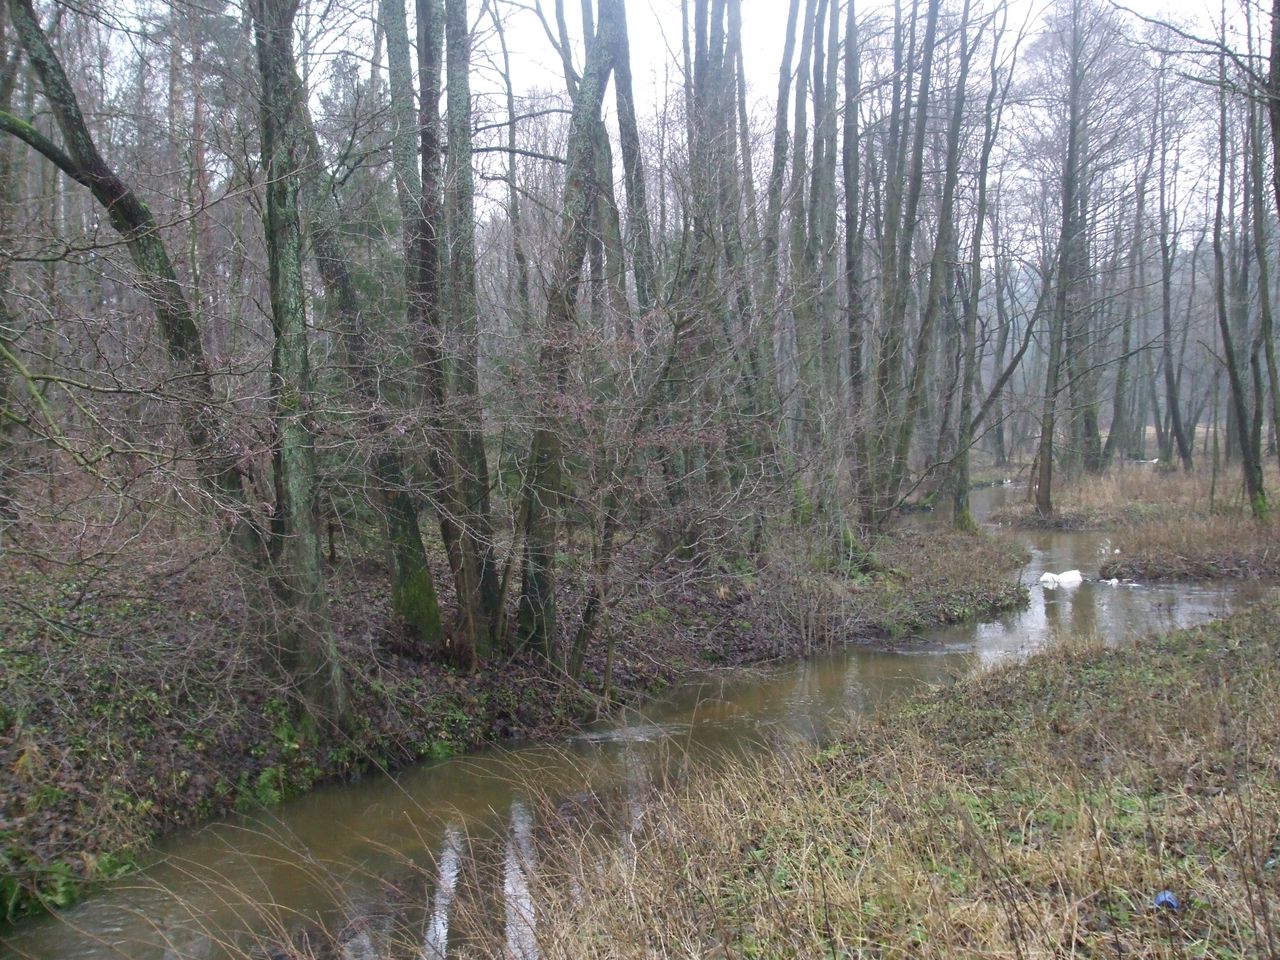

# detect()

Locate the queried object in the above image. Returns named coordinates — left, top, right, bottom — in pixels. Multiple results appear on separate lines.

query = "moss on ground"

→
left=515, top=595, right=1280, bottom=959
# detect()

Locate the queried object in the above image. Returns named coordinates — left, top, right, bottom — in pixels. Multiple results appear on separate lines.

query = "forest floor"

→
left=508, top=593, right=1280, bottom=959
left=0, top=521, right=1026, bottom=924
left=991, top=462, right=1280, bottom=580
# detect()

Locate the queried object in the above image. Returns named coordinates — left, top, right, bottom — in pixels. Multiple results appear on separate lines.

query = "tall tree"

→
left=290, top=41, right=445, bottom=651
left=445, top=0, right=503, bottom=653
left=251, top=0, right=348, bottom=723
left=517, top=0, right=619, bottom=660
left=1214, top=31, right=1268, bottom=516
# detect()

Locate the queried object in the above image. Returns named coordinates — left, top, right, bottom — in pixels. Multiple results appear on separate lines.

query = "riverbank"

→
left=0, top=525, right=1025, bottom=924
left=509, top=594, right=1280, bottom=959
left=993, top=464, right=1279, bottom=580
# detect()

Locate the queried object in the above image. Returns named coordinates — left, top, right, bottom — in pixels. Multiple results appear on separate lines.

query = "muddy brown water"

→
left=2, top=484, right=1269, bottom=959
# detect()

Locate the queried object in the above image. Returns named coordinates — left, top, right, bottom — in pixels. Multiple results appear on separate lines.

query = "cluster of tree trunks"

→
left=3, top=0, right=1279, bottom=725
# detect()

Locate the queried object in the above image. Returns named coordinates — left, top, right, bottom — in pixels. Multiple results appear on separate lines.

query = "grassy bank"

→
left=994, top=464, right=1279, bottom=580
left=505, top=595, right=1280, bottom=959
left=0, top=525, right=1025, bottom=925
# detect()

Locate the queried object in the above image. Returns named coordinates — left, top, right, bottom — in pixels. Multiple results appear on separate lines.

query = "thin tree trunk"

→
left=1156, top=62, right=1192, bottom=471
left=611, top=0, right=655, bottom=314
left=760, top=0, right=803, bottom=400
left=888, top=0, right=959, bottom=508
left=1214, top=43, right=1268, bottom=516
left=786, top=0, right=818, bottom=444
left=0, top=39, right=20, bottom=524
left=489, top=7, right=531, bottom=328
left=1037, top=1, right=1087, bottom=517
left=954, top=2, right=1006, bottom=529
left=843, top=0, right=865, bottom=430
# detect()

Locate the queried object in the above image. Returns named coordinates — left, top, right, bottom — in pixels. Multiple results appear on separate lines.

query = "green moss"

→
left=391, top=566, right=444, bottom=647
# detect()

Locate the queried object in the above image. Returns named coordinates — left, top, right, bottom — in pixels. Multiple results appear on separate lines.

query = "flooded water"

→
left=2, top=485, right=1268, bottom=959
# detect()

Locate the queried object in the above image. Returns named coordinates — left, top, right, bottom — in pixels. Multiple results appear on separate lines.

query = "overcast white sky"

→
left=472, top=0, right=1223, bottom=122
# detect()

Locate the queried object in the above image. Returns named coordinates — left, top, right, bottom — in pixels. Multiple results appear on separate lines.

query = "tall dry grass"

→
left=458, top=600, right=1280, bottom=959
left=993, top=463, right=1280, bottom=580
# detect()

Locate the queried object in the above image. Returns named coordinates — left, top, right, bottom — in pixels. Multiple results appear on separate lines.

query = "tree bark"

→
left=517, top=0, right=618, bottom=661
left=953, top=2, right=1005, bottom=529
left=611, top=0, right=655, bottom=315
left=1213, top=43, right=1267, bottom=517
left=291, top=60, right=445, bottom=652
left=252, top=0, right=348, bottom=725
left=445, top=0, right=503, bottom=653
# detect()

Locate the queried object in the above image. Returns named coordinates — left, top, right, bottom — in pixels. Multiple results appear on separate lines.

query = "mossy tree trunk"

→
left=252, top=0, right=348, bottom=725
left=444, top=0, right=503, bottom=655
left=288, top=21, right=443, bottom=653
left=382, top=0, right=494, bottom=663
left=1248, top=68, right=1280, bottom=473
left=353, top=0, right=454, bottom=653
left=0, top=37, right=18, bottom=525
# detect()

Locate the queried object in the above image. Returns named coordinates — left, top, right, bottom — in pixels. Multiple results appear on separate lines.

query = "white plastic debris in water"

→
left=1039, top=569, right=1084, bottom=588
left=1106, top=578, right=1120, bottom=586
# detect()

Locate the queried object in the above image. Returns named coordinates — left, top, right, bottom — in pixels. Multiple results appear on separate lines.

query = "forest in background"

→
left=2, top=0, right=1279, bottom=727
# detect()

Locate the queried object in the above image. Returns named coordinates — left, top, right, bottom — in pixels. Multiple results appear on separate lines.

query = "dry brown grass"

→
left=992, top=463, right=1280, bottom=580
left=459, top=598, right=1280, bottom=959
left=999, top=461, right=1280, bottom=524
left=1103, top=513, right=1280, bottom=580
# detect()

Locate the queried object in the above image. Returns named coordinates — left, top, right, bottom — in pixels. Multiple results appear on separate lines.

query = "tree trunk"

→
left=0, top=39, right=19, bottom=525
left=1213, top=45, right=1267, bottom=517
left=611, top=0, right=655, bottom=315
left=1249, top=78, right=1280, bottom=470
left=517, top=0, right=619, bottom=661
left=889, top=0, right=959, bottom=509
left=292, top=68, right=445, bottom=652
left=843, top=0, right=865, bottom=433
left=252, top=0, right=348, bottom=726
left=445, top=0, right=503, bottom=653
left=1156, top=62, right=1192, bottom=471
left=953, top=2, right=1004, bottom=530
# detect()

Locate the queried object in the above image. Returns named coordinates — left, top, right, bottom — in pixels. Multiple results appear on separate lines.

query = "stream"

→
left=2, top=483, right=1269, bottom=959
